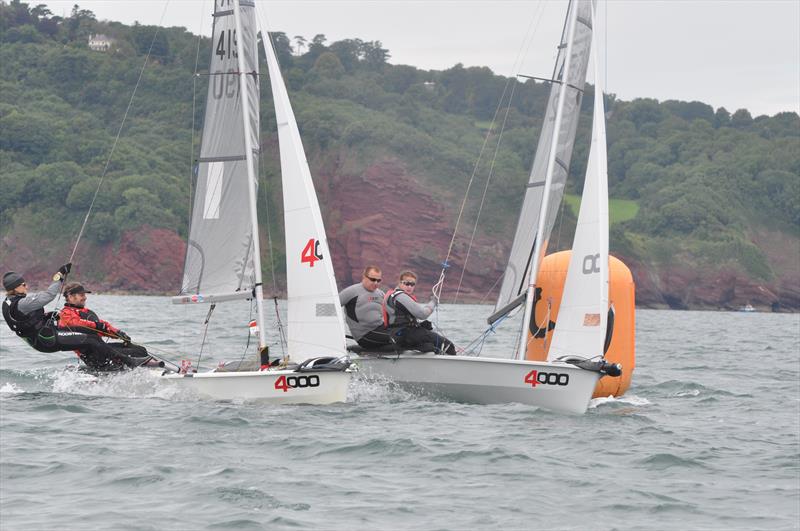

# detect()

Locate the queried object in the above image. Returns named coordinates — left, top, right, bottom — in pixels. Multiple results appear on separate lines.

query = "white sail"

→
left=259, top=21, right=347, bottom=361
left=178, top=0, right=260, bottom=300
left=547, top=12, right=608, bottom=362
left=494, top=0, right=594, bottom=313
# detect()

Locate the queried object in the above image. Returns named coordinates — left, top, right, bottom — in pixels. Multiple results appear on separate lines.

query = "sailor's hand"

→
left=53, top=262, right=72, bottom=281
left=116, top=330, right=131, bottom=343
left=95, top=322, right=108, bottom=333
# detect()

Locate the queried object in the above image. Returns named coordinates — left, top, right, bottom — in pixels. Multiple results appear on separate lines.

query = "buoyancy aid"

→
left=58, top=304, right=118, bottom=335
left=382, top=288, right=418, bottom=328
left=2, top=295, right=57, bottom=348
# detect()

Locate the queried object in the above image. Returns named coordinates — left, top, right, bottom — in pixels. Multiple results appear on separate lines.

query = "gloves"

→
left=53, top=262, right=72, bottom=282
left=116, top=330, right=131, bottom=343
left=421, top=320, right=433, bottom=330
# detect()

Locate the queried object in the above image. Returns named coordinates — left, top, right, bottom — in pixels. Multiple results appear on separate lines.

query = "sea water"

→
left=1, top=296, right=798, bottom=530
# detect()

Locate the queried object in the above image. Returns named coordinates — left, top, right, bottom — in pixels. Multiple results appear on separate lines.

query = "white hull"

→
left=160, top=369, right=350, bottom=405
left=355, top=354, right=600, bottom=414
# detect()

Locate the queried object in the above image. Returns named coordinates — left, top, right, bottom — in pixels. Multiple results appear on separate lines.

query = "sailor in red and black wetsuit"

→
left=57, top=282, right=150, bottom=371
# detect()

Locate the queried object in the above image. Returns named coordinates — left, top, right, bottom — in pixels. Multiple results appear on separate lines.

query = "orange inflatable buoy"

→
left=524, top=251, right=635, bottom=398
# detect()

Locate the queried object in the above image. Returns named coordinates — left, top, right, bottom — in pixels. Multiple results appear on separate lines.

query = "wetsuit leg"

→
left=105, top=342, right=151, bottom=368
left=52, top=330, right=127, bottom=371
left=395, top=327, right=456, bottom=355
left=356, top=328, right=394, bottom=349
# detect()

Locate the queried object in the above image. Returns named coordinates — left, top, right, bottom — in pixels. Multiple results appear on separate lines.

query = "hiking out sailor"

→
left=383, top=270, right=457, bottom=355
left=338, top=265, right=391, bottom=349
left=57, top=282, right=150, bottom=371
left=3, top=265, right=72, bottom=352
left=2, top=267, right=148, bottom=372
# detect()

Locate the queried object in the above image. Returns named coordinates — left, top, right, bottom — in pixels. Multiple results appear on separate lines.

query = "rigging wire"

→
left=257, top=18, right=289, bottom=356
left=67, top=1, right=172, bottom=266
left=42, top=1, right=172, bottom=330
left=433, top=0, right=548, bottom=306
left=452, top=80, right=519, bottom=304
left=181, top=0, right=207, bottom=366
left=194, top=303, right=216, bottom=371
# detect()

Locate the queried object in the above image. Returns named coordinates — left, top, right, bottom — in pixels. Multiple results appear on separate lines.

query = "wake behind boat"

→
left=157, top=0, right=351, bottom=403
left=356, top=0, right=632, bottom=415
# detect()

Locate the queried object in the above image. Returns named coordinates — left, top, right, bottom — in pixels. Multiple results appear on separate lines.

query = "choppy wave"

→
left=1, top=303, right=798, bottom=530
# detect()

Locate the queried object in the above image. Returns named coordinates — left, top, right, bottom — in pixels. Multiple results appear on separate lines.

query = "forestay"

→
left=547, top=16, right=609, bottom=362
left=179, top=0, right=260, bottom=299
left=494, top=0, right=594, bottom=312
left=258, top=13, right=347, bottom=361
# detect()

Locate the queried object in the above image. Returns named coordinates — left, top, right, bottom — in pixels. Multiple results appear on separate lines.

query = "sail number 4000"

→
left=274, top=375, right=320, bottom=392
left=524, top=370, right=569, bottom=388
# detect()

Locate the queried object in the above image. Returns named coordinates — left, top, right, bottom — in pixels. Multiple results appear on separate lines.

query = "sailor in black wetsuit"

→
left=382, top=270, right=456, bottom=355
left=2, top=268, right=147, bottom=371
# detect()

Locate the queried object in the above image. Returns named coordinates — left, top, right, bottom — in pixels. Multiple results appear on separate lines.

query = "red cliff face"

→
left=319, top=155, right=506, bottom=301
left=101, top=227, right=186, bottom=292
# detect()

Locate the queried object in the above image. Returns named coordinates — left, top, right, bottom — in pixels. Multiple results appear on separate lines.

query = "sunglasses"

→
left=366, top=276, right=382, bottom=283
left=401, top=281, right=416, bottom=287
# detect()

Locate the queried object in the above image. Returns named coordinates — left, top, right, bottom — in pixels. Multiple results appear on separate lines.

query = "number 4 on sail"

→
left=161, top=0, right=351, bottom=404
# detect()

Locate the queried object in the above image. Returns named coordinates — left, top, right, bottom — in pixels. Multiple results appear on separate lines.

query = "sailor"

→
left=3, top=265, right=72, bottom=353
left=57, top=282, right=150, bottom=371
left=382, top=270, right=456, bottom=355
left=2, top=267, right=148, bottom=371
left=338, top=265, right=390, bottom=349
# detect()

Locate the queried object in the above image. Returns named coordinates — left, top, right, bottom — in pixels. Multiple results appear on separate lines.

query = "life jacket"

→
left=58, top=304, right=117, bottom=335
left=2, top=295, right=57, bottom=349
left=382, top=288, right=418, bottom=328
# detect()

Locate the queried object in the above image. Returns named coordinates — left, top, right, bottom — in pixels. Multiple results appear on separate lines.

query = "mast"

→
left=516, top=1, right=581, bottom=360
left=231, top=0, right=267, bottom=350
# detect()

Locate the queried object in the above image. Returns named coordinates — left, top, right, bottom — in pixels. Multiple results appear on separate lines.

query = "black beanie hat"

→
left=3, top=272, right=25, bottom=291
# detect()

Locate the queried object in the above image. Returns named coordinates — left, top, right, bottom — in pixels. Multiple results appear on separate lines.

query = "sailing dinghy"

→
left=357, top=0, right=631, bottom=414
left=161, top=0, right=351, bottom=404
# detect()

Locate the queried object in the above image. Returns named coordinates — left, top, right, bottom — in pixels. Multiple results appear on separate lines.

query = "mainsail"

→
left=547, top=15, right=609, bottom=362
left=258, top=14, right=347, bottom=361
left=179, top=0, right=260, bottom=299
left=494, top=0, right=594, bottom=312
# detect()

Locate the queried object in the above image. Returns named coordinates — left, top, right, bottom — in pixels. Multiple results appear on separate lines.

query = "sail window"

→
left=203, top=161, right=224, bottom=219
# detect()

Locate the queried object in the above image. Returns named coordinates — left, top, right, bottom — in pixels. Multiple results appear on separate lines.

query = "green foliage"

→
left=0, top=1, right=797, bottom=290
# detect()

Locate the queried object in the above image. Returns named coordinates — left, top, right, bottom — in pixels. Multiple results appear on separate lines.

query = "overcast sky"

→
left=40, top=0, right=800, bottom=116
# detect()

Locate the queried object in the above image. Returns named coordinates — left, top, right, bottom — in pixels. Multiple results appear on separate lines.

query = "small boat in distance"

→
left=738, top=303, right=756, bottom=312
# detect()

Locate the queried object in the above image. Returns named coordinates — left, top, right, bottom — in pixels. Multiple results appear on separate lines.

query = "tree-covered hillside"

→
left=1, top=1, right=798, bottom=310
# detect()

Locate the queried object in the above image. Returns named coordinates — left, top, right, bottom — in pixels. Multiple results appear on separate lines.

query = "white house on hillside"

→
left=88, top=34, right=116, bottom=52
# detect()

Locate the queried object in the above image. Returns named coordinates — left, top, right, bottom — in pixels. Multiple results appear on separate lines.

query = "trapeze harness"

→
left=2, top=296, right=59, bottom=352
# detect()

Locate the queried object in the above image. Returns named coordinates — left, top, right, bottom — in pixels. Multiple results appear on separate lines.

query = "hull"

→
left=160, top=369, right=350, bottom=405
left=356, top=354, right=600, bottom=414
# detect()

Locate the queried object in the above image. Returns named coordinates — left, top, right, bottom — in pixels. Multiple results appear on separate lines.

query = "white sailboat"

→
left=161, top=0, right=351, bottom=404
left=356, top=0, right=622, bottom=414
